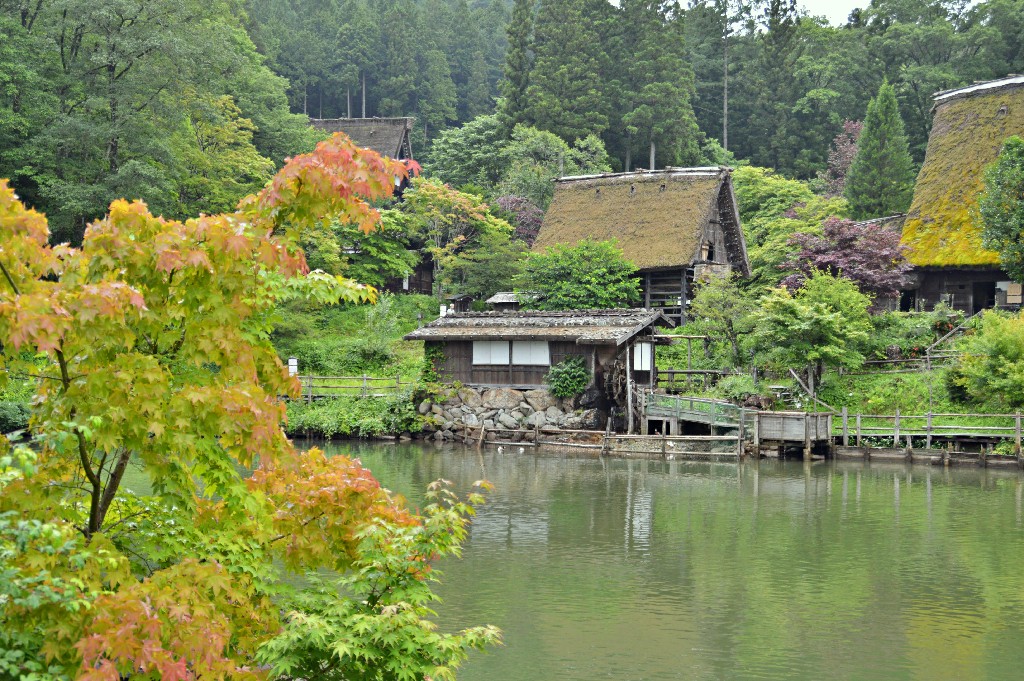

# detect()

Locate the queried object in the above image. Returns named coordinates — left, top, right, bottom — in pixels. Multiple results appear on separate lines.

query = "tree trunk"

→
left=723, top=21, right=729, bottom=153
left=362, top=72, right=366, bottom=118
left=625, top=132, right=632, bottom=171
left=347, top=87, right=351, bottom=118
left=107, top=64, right=119, bottom=173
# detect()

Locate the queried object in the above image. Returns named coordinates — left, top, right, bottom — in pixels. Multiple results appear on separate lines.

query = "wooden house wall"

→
left=696, top=220, right=728, bottom=266
left=384, top=259, right=433, bottom=296
left=430, top=340, right=590, bottom=389
left=640, top=267, right=693, bottom=325
left=904, top=267, right=1007, bottom=314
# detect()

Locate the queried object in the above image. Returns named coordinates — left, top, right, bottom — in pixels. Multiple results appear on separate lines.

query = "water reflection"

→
left=313, top=442, right=1024, bottom=681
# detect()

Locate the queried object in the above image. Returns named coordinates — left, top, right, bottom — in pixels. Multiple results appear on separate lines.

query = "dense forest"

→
left=241, top=0, right=1024, bottom=175
left=2, top=0, right=1022, bottom=243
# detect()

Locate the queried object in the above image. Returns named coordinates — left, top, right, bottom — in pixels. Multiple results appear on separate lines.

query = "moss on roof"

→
left=533, top=169, right=736, bottom=271
left=902, top=80, right=1024, bottom=267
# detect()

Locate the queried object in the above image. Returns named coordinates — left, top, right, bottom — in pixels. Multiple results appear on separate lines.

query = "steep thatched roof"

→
left=533, top=168, right=748, bottom=273
left=404, top=309, right=672, bottom=346
left=308, top=117, right=414, bottom=159
left=902, top=76, right=1024, bottom=267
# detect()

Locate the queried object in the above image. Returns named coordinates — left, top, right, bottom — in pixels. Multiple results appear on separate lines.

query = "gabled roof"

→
left=308, top=117, right=414, bottom=159
left=533, top=167, right=748, bottom=273
left=854, top=214, right=905, bottom=230
left=902, top=76, right=1024, bottom=267
left=485, top=291, right=542, bottom=305
left=404, top=309, right=673, bottom=346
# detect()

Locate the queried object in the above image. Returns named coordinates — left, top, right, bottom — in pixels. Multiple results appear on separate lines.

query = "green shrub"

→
left=717, top=375, right=758, bottom=403
left=545, top=357, right=590, bottom=398
left=285, top=393, right=422, bottom=438
left=0, top=401, right=29, bottom=434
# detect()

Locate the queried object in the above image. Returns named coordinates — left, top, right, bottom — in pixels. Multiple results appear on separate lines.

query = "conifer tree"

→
left=525, top=0, right=608, bottom=141
left=845, top=80, right=917, bottom=220
left=619, top=0, right=702, bottom=170
left=498, top=0, right=534, bottom=132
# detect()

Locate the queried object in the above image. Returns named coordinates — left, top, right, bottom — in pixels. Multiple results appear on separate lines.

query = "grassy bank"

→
left=273, top=293, right=439, bottom=438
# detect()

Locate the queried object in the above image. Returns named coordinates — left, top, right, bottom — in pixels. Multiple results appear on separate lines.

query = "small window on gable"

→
left=472, top=340, right=509, bottom=365
left=512, top=340, right=550, bottom=366
left=633, top=342, right=653, bottom=371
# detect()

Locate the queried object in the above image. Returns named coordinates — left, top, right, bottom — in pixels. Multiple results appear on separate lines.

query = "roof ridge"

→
left=555, top=167, right=730, bottom=183
left=933, top=75, right=1024, bottom=103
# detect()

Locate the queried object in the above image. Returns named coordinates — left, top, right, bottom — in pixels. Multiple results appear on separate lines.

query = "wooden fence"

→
left=837, top=407, right=1023, bottom=452
left=295, top=374, right=413, bottom=401
left=461, top=424, right=742, bottom=459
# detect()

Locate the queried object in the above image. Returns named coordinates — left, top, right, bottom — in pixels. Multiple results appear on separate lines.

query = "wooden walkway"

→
left=644, top=393, right=753, bottom=432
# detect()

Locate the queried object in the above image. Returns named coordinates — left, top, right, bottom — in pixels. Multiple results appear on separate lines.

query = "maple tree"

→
left=780, top=216, right=912, bottom=305
left=0, top=133, right=498, bottom=678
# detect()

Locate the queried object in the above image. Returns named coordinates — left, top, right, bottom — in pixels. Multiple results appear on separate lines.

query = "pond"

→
left=312, top=440, right=1024, bottom=681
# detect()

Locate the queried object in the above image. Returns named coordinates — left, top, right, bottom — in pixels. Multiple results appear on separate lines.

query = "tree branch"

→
left=55, top=343, right=102, bottom=538
left=268, top=512, right=326, bottom=544
left=0, top=260, right=21, bottom=295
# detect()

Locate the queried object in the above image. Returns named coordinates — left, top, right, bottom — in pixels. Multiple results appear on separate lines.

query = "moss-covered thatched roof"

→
left=308, top=117, right=414, bottom=159
left=533, top=168, right=747, bottom=272
left=902, top=76, right=1024, bottom=267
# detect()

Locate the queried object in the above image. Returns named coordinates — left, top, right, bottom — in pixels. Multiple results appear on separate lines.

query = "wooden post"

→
left=737, top=412, right=745, bottom=458
left=841, top=407, right=849, bottom=447
left=893, top=408, right=900, bottom=449
left=753, top=413, right=760, bottom=456
left=396, top=373, right=401, bottom=390
left=1016, top=412, right=1022, bottom=458
left=686, top=338, right=692, bottom=371
left=926, top=412, right=933, bottom=450
left=710, top=400, right=717, bottom=436
left=626, top=346, right=634, bottom=435
left=661, top=428, right=667, bottom=457
left=856, top=414, right=862, bottom=447
left=362, top=374, right=368, bottom=398
left=803, top=412, right=811, bottom=459
left=477, top=423, right=486, bottom=450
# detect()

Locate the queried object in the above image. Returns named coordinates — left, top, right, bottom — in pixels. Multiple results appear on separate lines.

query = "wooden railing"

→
left=644, top=392, right=756, bottom=432
left=295, top=374, right=413, bottom=401
left=837, top=408, right=1023, bottom=451
left=657, top=369, right=735, bottom=393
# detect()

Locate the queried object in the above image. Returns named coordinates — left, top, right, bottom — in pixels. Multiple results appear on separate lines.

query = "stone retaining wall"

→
left=418, top=386, right=605, bottom=441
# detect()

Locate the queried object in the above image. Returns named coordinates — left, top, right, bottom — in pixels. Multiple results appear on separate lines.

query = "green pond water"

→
left=308, top=441, right=1024, bottom=681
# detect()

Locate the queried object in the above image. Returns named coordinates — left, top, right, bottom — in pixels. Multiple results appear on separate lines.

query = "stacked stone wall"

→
left=417, top=387, right=605, bottom=441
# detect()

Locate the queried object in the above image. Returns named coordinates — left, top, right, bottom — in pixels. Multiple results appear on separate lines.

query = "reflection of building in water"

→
left=470, top=502, right=550, bottom=547
left=625, top=463, right=653, bottom=551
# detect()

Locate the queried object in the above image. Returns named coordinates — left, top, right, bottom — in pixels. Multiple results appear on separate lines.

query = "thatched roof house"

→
left=308, top=117, right=414, bottom=159
left=405, top=309, right=672, bottom=395
left=899, top=76, right=1022, bottom=312
left=533, top=168, right=749, bottom=323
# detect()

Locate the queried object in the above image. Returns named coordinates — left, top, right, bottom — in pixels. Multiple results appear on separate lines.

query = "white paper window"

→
left=633, top=342, right=652, bottom=371
left=472, top=341, right=509, bottom=365
left=512, top=341, right=550, bottom=366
